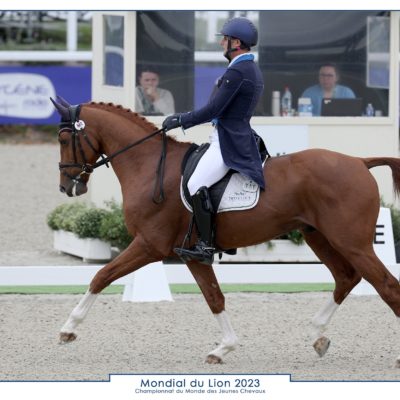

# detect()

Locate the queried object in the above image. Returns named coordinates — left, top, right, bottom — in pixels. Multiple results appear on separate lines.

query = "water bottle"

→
left=281, top=86, right=292, bottom=116
left=271, top=91, right=280, bottom=116
left=366, top=103, right=374, bottom=117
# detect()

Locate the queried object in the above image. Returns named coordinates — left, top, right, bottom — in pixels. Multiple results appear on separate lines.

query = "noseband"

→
left=58, top=104, right=168, bottom=203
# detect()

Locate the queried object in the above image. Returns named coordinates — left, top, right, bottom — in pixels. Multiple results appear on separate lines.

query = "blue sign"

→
left=0, top=65, right=228, bottom=124
left=0, top=66, right=91, bottom=124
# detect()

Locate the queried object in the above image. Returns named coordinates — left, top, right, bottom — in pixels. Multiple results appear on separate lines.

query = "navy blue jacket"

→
left=180, top=55, right=265, bottom=189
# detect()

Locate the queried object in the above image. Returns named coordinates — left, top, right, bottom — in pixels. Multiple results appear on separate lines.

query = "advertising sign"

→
left=0, top=66, right=91, bottom=124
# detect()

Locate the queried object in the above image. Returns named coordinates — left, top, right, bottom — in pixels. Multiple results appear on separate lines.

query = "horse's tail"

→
left=363, top=157, right=400, bottom=197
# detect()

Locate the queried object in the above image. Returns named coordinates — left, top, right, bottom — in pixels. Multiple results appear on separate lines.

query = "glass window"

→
left=136, top=11, right=194, bottom=115
left=367, top=16, right=390, bottom=89
left=103, top=15, right=124, bottom=87
left=258, top=11, right=390, bottom=117
left=136, top=11, right=391, bottom=117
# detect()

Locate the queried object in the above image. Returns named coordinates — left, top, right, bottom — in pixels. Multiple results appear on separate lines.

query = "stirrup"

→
left=174, top=243, right=215, bottom=266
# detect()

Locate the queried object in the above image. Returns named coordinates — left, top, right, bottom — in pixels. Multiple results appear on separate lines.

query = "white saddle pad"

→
left=180, top=172, right=260, bottom=214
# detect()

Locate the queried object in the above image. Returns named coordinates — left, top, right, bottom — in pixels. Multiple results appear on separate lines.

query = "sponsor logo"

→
left=0, top=73, right=56, bottom=118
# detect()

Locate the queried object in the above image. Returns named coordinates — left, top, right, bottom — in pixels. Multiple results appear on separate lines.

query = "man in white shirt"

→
left=135, top=68, right=175, bottom=115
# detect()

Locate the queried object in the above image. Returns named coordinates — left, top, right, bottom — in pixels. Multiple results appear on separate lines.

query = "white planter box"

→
left=218, top=240, right=319, bottom=263
left=53, top=230, right=112, bottom=261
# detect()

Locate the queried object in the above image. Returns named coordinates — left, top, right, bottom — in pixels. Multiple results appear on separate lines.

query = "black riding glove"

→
left=162, top=113, right=183, bottom=131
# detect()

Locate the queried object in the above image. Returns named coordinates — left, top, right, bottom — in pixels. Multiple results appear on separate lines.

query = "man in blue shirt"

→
left=301, top=63, right=355, bottom=116
left=162, top=17, right=264, bottom=266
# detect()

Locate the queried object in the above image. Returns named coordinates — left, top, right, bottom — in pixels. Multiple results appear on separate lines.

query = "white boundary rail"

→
left=0, top=263, right=399, bottom=298
left=0, top=263, right=334, bottom=286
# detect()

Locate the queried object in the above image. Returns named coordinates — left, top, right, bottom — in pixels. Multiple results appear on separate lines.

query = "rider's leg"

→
left=187, top=130, right=229, bottom=196
left=176, top=130, right=229, bottom=266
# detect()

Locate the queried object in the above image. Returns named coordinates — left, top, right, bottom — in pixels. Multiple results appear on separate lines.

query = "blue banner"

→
left=0, top=66, right=91, bottom=124
left=0, top=65, right=227, bottom=124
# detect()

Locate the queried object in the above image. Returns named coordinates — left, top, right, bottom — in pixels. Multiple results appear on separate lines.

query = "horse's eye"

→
left=59, top=139, right=68, bottom=146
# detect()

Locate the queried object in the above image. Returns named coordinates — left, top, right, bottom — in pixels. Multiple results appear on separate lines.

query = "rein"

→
left=58, top=104, right=168, bottom=203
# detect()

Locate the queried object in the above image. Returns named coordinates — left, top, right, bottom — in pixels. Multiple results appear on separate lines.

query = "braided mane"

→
left=84, top=101, right=159, bottom=132
left=83, top=101, right=186, bottom=146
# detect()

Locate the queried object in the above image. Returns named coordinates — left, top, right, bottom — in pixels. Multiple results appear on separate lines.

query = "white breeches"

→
left=187, top=129, right=230, bottom=196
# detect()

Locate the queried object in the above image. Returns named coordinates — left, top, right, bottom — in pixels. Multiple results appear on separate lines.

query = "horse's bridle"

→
left=58, top=104, right=168, bottom=203
left=58, top=105, right=107, bottom=181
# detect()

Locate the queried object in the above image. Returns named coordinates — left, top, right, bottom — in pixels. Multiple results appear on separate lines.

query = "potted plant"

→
left=47, top=201, right=132, bottom=261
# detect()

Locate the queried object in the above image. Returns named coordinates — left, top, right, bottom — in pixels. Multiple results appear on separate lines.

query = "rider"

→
left=162, top=17, right=265, bottom=266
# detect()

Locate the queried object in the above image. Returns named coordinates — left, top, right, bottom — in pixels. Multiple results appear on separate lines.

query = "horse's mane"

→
left=84, top=101, right=159, bottom=132
left=83, top=101, right=186, bottom=146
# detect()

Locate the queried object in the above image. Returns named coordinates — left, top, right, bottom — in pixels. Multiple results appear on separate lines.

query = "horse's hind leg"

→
left=186, top=260, right=238, bottom=364
left=334, top=246, right=400, bottom=366
left=303, top=230, right=361, bottom=357
left=59, top=235, right=158, bottom=344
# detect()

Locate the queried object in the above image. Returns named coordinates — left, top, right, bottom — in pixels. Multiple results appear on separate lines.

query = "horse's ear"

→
left=56, top=95, right=71, bottom=108
left=50, top=97, right=70, bottom=121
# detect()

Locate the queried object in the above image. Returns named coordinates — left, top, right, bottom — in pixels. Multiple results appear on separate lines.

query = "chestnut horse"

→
left=52, top=98, right=400, bottom=366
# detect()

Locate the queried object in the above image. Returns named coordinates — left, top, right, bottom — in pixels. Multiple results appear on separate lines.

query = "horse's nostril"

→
left=59, top=185, right=66, bottom=193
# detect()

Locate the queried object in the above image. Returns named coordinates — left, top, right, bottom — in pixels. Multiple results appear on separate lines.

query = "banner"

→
left=0, top=66, right=91, bottom=124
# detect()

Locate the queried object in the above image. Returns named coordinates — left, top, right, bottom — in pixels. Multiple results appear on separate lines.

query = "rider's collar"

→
left=228, top=53, right=255, bottom=68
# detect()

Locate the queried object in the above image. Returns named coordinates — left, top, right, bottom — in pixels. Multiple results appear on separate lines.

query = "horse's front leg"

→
left=59, top=235, right=158, bottom=344
left=186, top=260, right=238, bottom=364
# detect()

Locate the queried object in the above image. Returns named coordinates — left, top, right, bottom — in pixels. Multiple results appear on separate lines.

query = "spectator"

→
left=135, top=67, right=175, bottom=115
left=301, top=63, right=355, bottom=116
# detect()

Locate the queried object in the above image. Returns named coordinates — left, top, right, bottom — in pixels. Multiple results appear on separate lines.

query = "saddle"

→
left=180, top=132, right=269, bottom=214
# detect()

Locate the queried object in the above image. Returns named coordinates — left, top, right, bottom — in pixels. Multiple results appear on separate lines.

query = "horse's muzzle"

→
left=60, top=181, right=87, bottom=197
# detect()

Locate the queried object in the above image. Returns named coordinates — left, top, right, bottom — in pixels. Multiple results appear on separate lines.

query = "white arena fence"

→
left=0, top=261, right=398, bottom=300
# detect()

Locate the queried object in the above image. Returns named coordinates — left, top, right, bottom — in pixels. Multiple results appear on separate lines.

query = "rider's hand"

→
left=162, top=113, right=183, bottom=131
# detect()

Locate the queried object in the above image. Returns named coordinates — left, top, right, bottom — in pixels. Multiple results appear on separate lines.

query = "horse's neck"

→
left=86, top=107, right=188, bottom=197
left=100, top=122, right=159, bottom=176
left=91, top=112, right=173, bottom=190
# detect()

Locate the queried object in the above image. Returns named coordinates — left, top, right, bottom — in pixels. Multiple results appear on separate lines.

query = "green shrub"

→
left=47, top=202, right=88, bottom=232
left=279, top=230, right=305, bottom=245
left=99, top=201, right=133, bottom=250
left=74, top=208, right=108, bottom=239
left=47, top=201, right=133, bottom=249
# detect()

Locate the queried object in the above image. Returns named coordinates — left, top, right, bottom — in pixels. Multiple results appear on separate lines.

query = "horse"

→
left=51, top=97, right=400, bottom=366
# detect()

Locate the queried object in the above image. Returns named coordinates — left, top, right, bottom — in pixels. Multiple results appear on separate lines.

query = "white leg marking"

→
left=207, top=311, right=238, bottom=360
left=60, top=290, right=98, bottom=334
left=311, top=295, right=339, bottom=341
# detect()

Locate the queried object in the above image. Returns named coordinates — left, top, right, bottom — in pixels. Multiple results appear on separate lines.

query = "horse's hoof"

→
left=206, top=354, right=223, bottom=364
left=59, top=332, right=77, bottom=344
left=313, top=336, right=331, bottom=357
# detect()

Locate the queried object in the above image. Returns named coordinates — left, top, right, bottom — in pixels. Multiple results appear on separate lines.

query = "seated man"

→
left=135, top=67, right=175, bottom=115
left=301, top=63, right=355, bottom=116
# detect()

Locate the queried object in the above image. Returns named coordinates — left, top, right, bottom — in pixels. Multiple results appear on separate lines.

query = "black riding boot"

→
left=174, top=186, right=215, bottom=266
